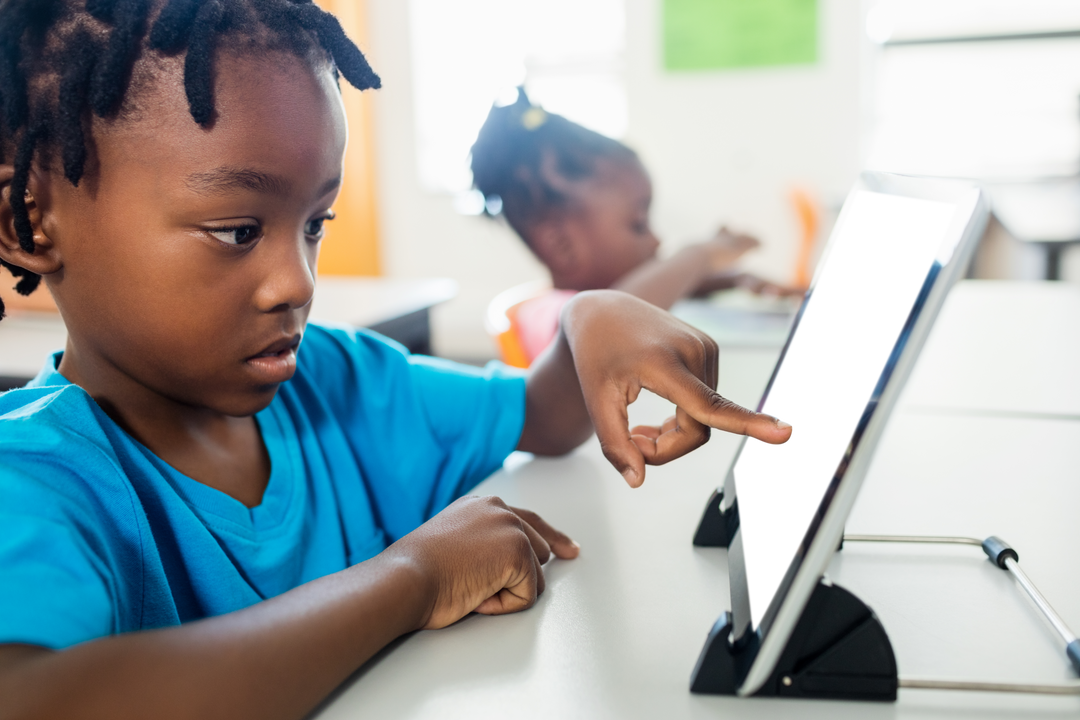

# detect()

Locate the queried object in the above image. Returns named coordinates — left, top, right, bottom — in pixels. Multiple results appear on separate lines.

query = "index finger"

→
left=647, top=365, right=792, bottom=446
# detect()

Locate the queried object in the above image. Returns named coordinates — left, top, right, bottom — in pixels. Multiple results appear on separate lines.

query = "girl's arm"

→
left=0, top=496, right=577, bottom=720
left=611, top=227, right=759, bottom=310
left=517, top=290, right=791, bottom=486
left=690, top=271, right=805, bottom=299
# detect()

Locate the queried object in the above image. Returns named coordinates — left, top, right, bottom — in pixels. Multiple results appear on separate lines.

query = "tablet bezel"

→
left=721, top=172, right=990, bottom=696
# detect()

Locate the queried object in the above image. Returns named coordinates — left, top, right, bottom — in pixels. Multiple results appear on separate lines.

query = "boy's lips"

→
left=245, top=334, right=301, bottom=384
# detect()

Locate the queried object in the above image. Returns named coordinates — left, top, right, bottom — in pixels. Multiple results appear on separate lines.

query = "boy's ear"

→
left=0, top=164, right=63, bottom=278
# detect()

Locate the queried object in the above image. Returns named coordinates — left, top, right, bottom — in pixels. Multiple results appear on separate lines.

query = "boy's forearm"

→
left=0, top=554, right=430, bottom=720
left=611, top=245, right=711, bottom=310
left=518, top=322, right=593, bottom=456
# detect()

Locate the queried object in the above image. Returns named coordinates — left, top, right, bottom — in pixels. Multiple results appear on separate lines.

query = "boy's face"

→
left=537, top=156, right=660, bottom=290
left=32, top=52, right=347, bottom=417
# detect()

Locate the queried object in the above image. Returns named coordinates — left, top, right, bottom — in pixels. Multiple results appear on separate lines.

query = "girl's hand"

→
left=733, top=272, right=806, bottom=298
left=562, top=290, right=791, bottom=487
left=700, top=226, right=760, bottom=272
left=388, top=496, right=579, bottom=630
left=691, top=271, right=807, bottom=299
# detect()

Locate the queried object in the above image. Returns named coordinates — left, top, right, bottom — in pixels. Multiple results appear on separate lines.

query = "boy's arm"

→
left=518, top=290, right=791, bottom=486
left=0, top=496, right=577, bottom=720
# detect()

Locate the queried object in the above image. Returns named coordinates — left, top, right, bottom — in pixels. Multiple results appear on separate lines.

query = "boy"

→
left=0, top=2, right=790, bottom=718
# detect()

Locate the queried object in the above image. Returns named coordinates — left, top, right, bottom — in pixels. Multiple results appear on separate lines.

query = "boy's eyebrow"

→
left=185, top=167, right=292, bottom=196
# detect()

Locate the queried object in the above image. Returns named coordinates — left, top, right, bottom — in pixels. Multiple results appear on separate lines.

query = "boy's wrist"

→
left=358, top=551, right=437, bottom=635
left=559, top=289, right=620, bottom=340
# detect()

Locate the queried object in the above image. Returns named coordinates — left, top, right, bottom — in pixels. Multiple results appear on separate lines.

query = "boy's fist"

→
left=389, top=496, right=579, bottom=630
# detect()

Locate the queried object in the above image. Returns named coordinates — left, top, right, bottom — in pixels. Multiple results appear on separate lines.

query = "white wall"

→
left=623, top=0, right=866, bottom=277
left=365, top=0, right=867, bottom=359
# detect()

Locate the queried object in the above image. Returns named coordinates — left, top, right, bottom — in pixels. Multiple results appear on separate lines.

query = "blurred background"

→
left=372, top=0, right=1080, bottom=361
left=5, top=0, right=1080, bottom=367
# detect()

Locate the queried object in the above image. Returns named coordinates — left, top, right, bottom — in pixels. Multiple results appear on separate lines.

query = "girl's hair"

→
left=0, top=0, right=380, bottom=320
left=469, top=87, right=636, bottom=238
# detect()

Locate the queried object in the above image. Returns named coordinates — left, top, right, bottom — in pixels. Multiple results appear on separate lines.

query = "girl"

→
left=471, top=89, right=802, bottom=365
left=0, top=2, right=789, bottom=718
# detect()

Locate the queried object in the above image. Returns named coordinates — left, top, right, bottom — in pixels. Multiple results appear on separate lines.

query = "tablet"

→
left=721, top=172, right=989, bottom=696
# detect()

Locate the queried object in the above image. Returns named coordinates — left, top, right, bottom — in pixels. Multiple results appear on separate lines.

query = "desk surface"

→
left=319, top=401, right=1080, bottom=719
left=319, top=280, right=1080, bottom=720
left=900, top=280, right=1080, bottom=418
left=0, top=277, right=457, bottom=381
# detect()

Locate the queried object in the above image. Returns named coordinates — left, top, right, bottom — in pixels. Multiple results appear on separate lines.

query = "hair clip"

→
left=521, top=107, right=547, bottom=131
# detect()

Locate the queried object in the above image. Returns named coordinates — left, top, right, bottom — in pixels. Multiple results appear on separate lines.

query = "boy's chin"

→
left=210, top=384, right=285, bottom=419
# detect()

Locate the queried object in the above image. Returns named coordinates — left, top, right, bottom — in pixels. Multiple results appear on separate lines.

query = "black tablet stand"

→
left=690, top=490, right=1080, bottom=700
left=691, top=488, right=736, bottom=548
left=690, top=580, right=897, bottom=700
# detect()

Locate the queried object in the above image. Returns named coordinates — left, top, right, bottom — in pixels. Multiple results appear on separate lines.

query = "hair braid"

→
left=58, top=28, right=101, bottom=186
left=4, top=120, right=47, bottom=301
left=0, top=2, right=34, bottom=134
left=10, top=123, right=44, bottom=255
left=148, top=0, right=204, bottom=52
left=85, top=0, right=119, bottom=22
left=90, top=0, right=152, bottom=118
left=183, top=0, right=224, bottom=125
left=287, top=2, right=381, bottom=91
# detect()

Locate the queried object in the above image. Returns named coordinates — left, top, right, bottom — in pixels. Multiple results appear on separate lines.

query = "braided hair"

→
left=0, top=0, right=380, bottom=320
left=469, top=87, right=636, bottom=240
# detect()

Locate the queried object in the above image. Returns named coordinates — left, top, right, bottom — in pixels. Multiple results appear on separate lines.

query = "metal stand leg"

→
left=843, top=533, right=1080, bottom=694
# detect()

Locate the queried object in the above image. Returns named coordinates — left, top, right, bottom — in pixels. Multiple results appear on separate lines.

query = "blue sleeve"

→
left=0, top=466, right=115, bottom=649
left=291, top=323, right=527, bottom=540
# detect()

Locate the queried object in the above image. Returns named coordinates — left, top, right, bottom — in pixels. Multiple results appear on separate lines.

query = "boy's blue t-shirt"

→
left=0, top=323, right=526, bottom=650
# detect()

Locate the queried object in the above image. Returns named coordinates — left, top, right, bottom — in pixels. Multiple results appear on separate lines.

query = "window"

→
left=409, top=0, right=627, bottom=208
left=865, top=0, right=1080, bottom=179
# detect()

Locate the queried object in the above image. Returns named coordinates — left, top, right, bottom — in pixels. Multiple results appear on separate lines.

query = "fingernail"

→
left=571, top=540, right=581, bottom=550
left=622, top=468, right=638, bottom=484
left=775, top=419, right=791, bottom=430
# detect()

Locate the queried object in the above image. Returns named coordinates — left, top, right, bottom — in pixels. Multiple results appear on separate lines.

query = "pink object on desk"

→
left=514, top=289, right=577, bottom=365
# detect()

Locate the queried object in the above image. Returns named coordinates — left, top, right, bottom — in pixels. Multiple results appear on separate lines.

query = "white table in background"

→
left=900, top=280, right=1080, bottom=418
left=679, top=280, right=1080, bottom=419
left=318, top=280, right=1080, bottom=719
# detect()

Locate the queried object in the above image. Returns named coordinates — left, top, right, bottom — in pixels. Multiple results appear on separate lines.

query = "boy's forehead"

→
left=95, top=52, right=346, bottom=186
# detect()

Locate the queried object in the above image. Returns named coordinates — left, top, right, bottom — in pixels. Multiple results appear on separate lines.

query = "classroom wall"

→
left=364, top=0, right=867, bottom=359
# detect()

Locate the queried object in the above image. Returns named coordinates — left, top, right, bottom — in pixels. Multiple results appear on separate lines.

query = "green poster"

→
left=663, top=0, right=818, bottom=71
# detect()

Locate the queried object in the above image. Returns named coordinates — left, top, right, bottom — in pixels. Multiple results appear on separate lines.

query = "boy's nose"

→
left=254, top=236, right=316, bottom=313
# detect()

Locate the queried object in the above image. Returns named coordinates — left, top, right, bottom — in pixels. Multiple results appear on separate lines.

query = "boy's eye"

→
left=209, top=225, right=260, bottom=246
left=305, top=214, right=334, bottom=238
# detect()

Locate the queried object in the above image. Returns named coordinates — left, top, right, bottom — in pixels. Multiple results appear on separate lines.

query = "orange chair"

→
left=485, top=280, right=551, bottom=369
left=790, top=187, right=820, bottom=290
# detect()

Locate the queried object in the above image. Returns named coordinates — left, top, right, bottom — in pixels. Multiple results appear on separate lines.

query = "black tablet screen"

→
left=743, top=194, right=946, bottom=617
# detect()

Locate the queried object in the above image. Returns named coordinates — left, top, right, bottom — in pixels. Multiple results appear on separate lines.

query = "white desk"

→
left=0, top=277, right=457, bottom=387
left=318, top=280, right=1080, bottom=719
left=900, top=280, right=1080, bottom=418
